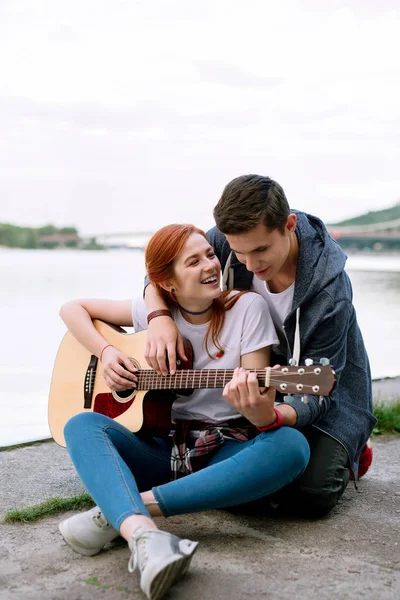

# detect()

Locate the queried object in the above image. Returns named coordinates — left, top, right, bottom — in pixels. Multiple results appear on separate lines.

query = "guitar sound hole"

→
left=115, top=388, right=135, bottom=399
left=112, top=388, right=137, bottom=404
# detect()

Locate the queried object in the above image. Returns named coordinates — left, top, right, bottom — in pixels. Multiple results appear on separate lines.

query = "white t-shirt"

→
left=132, top=292, right=278, bottom=423
left=250, top=276, right=294, bottom=332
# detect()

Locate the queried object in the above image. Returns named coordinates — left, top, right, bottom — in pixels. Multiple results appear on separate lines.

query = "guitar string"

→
left=98, top=378, right=330, bottom=392
left=91, top=363, right=327, bottom=376
left=135, top=372, right=328, bottom=383
left=93, top=369, right=325, bottom=378
left=94, top=370, right=329, bottom=382
left=133, top=380, right=328, bottom=390
left=91, top=366, right=330, bottom=391
left=134, top=370, right=327, bottom=377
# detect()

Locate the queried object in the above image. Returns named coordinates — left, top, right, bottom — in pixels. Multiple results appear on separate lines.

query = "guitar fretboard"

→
left=136, top=369, right=266, bottom=390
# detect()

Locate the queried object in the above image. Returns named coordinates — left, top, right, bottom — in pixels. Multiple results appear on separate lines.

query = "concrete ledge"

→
left=372, top=377, right=400, bottom=404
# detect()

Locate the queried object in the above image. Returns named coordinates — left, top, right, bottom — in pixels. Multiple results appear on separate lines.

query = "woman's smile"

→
left=200, top=274, right=219, bottom=286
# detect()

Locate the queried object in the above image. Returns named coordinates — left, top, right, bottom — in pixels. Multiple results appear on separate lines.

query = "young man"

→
left=144, top=174, right=376, bottom=517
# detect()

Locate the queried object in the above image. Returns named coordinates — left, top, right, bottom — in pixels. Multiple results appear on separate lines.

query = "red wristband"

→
left=256, top=408, right=284, bottom=432
left=100, top=344, right=113, bottom=362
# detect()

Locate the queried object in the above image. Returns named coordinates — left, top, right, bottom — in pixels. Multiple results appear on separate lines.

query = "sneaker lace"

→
left=128, top=529, right=150, bottom=573
left=92, top=511, right=111, bottom=528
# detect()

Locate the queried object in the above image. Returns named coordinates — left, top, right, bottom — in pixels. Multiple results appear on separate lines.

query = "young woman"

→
left=58, top=224, right=310, bottom=600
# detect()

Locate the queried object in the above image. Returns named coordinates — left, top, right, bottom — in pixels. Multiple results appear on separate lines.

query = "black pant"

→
left=272, top=426, right=350, bottom=518
left=233, top=427, right=350, bottom=519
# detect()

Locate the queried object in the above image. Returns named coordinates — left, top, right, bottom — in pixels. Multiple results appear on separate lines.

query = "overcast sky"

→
left=1, top=0, right=399, bottom=235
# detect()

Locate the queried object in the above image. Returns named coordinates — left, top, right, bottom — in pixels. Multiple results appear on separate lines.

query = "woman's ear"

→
left=159, top=281, right=176, bottom=293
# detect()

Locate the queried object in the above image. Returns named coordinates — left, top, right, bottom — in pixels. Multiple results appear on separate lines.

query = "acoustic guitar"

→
left=48, top=320, right=336, bottom=447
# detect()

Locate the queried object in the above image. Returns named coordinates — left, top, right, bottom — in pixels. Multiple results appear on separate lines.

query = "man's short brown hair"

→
left=213, top=174, right=290, bottom=234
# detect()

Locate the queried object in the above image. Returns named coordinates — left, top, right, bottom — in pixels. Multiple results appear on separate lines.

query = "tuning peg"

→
left=283, top=394, right=293, bottom=403
left=289, top=358, right=297, bottom=366
left=320, top=357, right=330, bottom=365
left=304, top=358, right=313, bottom=366
left=301, top=395, right=309, bottom=404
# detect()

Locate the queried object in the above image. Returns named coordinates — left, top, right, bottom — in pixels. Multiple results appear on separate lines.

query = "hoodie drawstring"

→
left=292, top=307, right=301, bottom=366
left=222, top=251, right=233, bottom=291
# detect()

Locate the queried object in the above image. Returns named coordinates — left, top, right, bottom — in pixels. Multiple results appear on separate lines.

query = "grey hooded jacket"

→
left=207, top=211, right=376, bottom=474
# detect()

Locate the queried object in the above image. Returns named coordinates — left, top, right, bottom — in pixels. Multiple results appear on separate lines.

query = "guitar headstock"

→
left=268, top=365, right=336, bottom=396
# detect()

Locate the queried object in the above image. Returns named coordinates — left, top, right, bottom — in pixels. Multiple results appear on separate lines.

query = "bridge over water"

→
left=86, top=220, right=400, bottom=251
left=326, top=219, right=400, bottom=250
left=84, top=231, right=154, bottom=249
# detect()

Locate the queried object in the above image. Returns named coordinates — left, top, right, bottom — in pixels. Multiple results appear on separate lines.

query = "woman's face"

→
left=169, top=233, right=221, bottom=307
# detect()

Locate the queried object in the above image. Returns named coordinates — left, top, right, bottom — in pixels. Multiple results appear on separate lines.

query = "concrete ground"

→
left=0, top=436, right=399, bottom=600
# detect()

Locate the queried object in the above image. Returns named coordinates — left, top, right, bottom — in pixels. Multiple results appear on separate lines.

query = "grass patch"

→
left=85, top=577, right=133, bottom=593
left=372, top=401, right=400, bottom=435
left=0, top=438, right=53, bottom=452
left=2, top=492, right=94, bottom=523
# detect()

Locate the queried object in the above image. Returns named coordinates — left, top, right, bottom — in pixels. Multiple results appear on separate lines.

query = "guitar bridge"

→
left=84, top=355, right=98, bottom=408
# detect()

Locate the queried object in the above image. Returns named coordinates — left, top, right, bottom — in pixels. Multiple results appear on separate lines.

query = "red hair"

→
left=145, top=224, right=247, bottom=358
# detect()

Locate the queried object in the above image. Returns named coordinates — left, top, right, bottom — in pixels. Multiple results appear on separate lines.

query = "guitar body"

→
left=48, top=321, right=192, bottom=447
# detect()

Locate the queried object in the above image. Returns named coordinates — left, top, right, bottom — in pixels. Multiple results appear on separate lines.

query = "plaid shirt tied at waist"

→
left=170, top=418, right=258, bottom=480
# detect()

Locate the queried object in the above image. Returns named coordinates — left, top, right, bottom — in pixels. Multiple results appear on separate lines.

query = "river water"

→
left=0, top=249, right=399, bottom=446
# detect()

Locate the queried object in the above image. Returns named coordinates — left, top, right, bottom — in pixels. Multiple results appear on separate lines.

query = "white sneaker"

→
left=59, top=506, right=119, bottom=556
left=128, top=528, right=198, bottom=600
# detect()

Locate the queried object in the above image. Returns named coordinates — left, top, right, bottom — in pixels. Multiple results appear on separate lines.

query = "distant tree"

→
left=83, top=237, right=104, bottom=250
left=0, top=223, right=81, bottom=249
left=60, top=226, right=78, bottom=234
left=0, top=224, right=38, bottom=248
left=0, top=224, right=15, bottom=247
left=21, top=228, right=39, bottom=249
left=37, top=224, right=58, bottom=235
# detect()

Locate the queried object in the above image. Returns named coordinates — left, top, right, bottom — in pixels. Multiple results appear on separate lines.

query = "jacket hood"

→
left=292, top=210, right=347, bottom=310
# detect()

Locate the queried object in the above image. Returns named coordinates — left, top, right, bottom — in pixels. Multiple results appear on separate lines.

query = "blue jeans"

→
left=64, top=412, right=310, bottom=531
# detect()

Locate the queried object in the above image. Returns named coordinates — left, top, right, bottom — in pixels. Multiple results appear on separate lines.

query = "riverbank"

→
left=0, top=436, right=399, bottom=599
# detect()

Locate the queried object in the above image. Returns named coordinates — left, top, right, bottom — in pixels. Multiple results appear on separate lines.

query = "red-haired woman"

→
left=59, top=224, right=310, bottom=600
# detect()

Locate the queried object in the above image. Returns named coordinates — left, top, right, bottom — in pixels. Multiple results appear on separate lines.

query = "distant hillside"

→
left=0, top=223, right=104, bottom=250
left=0, top=223, right=80, bottom=248
left=331, top=202, right=400, bottom=226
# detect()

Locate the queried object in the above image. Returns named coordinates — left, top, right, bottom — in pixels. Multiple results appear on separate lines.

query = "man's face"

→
left=225, top=217, right=296, bottom=282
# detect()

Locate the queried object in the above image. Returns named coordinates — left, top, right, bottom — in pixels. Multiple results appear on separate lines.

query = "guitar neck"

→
left=134, top=364, right=336, bottom=396
left=136, top=369, right=266, bottom=391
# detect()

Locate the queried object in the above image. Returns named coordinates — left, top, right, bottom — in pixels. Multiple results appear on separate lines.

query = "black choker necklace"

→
left=177, top=302, right=213, bottom=315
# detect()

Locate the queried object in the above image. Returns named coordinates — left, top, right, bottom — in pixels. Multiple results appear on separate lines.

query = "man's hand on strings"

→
left=223, top=367, right=277, bottom=428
